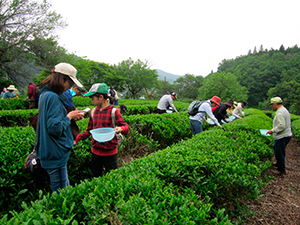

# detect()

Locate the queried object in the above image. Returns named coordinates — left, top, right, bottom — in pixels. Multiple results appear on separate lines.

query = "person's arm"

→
left=114, top=110, right=130, bottom=135
left=202, top=103, right=221, bottom=127
left=241, top=110, right=245, bottom=117
left=6, top=92, right=16, bottom=99
left=272, top=112, right=286, bottom=134
left=74, top=113, right=94, bottom=144
left=168, top=98, right=178, bottom=113
left=232, top=110, right=240, bottom=119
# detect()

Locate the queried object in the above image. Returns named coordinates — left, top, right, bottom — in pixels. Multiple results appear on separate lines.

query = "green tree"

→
left=198, top=71, right=248, bottom=103
left=33, top=57, right=119, bottom=91
left=73, top=58, right=121, bottom=91
left=113, top=58, right=158, bottom=99
left=259, top=44, right=264, bottom=52
left=0, top=0, right=66, bottom=82
left=173, top=74, right=204, bottom=99
left=27, top=37, right=69, bottom=71
left=267, top=80, right=300, bottom=114
left=155, top=80, right=174, bottom=99
left=253, top=46, right=257, bottom=54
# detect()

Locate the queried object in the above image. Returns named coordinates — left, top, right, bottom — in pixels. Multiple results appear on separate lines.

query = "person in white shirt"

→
left=267, top=97, right=292, bottom=175
left=232, top=101, right=247, bottom=120
left=189, top=96, right=223, bottom=135
left=157, top=92, right=179, bottom=114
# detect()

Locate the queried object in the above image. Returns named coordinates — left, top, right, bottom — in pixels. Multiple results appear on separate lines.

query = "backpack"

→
left=34, top=86, right=41, bottom=101
left=91, top=107, right=123, bottom=145
left=187, top=100, right=204, bottom=116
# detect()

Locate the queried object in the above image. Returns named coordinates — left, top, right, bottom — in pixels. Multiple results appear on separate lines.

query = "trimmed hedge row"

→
left=291, top=114, right=300, bottom=142
left=0, top=96, right=189, bottom=114
left=0, top=111, right=197, bottom=216
left=0, top=97, right=29, bottom=110
left=0, top=101, right=190, bottom=127
left=1, top=109, right=278, bottom=224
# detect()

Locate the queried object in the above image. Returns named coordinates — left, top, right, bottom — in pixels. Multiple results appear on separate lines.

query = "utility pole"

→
left=164, top=76, right=166, bottom=94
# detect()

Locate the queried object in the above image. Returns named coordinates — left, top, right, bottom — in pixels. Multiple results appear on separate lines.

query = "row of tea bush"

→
left=0, top=96, right=189, bottom=111
left=0, top=99, right=190, bottom=127
left=0, top=111, right=204, bottom=216
left=2, top=109, right=300, bottom=223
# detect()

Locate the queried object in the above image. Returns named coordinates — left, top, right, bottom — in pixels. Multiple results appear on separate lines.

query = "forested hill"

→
left=156, top=69, right=183, bottom=83
left=217, top=45, right=300, bottom=112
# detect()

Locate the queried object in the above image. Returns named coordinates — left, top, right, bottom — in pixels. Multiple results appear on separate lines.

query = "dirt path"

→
left=246, top=136, right=300, bottom=224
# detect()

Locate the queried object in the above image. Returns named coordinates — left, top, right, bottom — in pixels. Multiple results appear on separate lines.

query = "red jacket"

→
left=28, top=83, right=36, bottom=101
left=75, top=105, right=130, bottom=156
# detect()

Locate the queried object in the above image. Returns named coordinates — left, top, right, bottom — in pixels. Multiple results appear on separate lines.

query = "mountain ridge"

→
left=156, top=69, right=183, bottom=83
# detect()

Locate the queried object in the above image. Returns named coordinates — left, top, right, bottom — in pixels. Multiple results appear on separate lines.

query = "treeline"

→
left=217, top=44, right=300, bottom=112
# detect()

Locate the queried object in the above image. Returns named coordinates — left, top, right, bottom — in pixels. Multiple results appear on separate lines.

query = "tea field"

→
left=1, top=98, right=300, bottom=224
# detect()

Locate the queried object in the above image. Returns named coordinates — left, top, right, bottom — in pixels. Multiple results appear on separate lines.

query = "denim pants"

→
left=91, top=153, right=118, bottom=178
left=114, top=99, right=119, bottom=106
left=46, top=165, right=69, bottom=194
left=274, top=136, right=292, bottom=172
left=190, top=119, right=203, bottom=135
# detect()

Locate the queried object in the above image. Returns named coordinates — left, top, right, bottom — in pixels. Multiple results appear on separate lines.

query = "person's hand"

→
left=267, top=130, right=273, bottom=135
left=73, top=140, right=77, bottom=145
left=239, top=117, right=242, bottom=119
left=67, top=109, right=84, bottom=121
left=219, top=125, right=223, bottom=128
left=114, top=127, right=123, bottom=134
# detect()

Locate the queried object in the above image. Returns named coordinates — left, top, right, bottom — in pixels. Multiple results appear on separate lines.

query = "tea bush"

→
left=0, top=109, right=283, bottom=224
left=0, top=100, right=191, bottom=126
left=0, top=111, right=196, bottom=215
left=0, top=97, right=29, bottom=110
left=292, top=118, right=300, bottom=142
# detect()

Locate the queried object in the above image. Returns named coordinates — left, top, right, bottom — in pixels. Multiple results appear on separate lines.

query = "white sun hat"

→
left=54, top=62, right=83, bottom=88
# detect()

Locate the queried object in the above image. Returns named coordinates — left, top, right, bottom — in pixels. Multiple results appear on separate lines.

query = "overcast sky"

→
left=49, top=0, right=300, bottom=76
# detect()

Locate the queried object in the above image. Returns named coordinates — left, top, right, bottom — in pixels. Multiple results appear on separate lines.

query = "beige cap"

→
left=270, top=97, right=283, bottom=104
left=54, top=63, right=83, bottom=88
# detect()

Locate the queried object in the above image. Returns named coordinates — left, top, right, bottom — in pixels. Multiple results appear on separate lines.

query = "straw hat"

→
left=7, top=85, right=17, bottom=91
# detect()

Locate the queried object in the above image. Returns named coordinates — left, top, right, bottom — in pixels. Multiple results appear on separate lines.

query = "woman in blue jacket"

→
left=37, top=62, right=84, bottom=193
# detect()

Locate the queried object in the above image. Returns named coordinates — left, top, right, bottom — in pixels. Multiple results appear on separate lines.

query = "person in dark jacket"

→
left=37, top=62, right=84, bottom=194
left=27, top=83, right=37, bottom=109
left=213, top=99, right=234, bottom=124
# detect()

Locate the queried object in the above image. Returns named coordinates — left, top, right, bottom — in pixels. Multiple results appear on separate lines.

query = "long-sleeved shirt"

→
left=75, top=105, right=130, bottom=156
left=3, top=91, right=16, bottom=99
left=37, top=86, right=73, bottom=169
left=157, top=94, right=178, bottom=112
left=213, top=104, right=229, bottom=123
left=28, top=83, right=36, bottom=101
left=232, top=103, right=244, bottom=118
left=272, top=106, right=292, bottom=140
left=189, top=100, right=220, bottom=126
left=63, top=89, right=75, bottom=107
